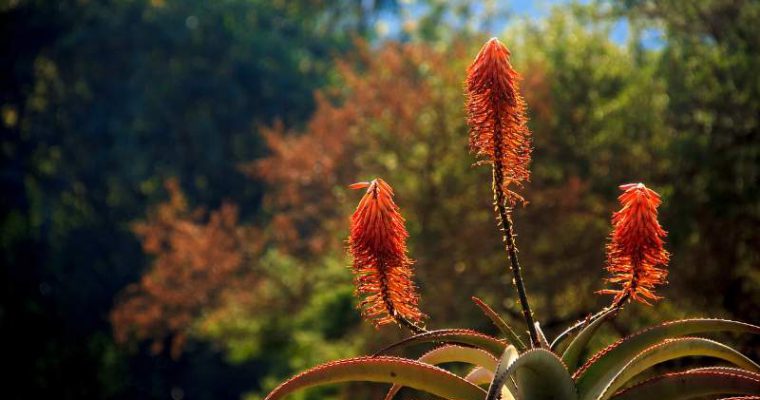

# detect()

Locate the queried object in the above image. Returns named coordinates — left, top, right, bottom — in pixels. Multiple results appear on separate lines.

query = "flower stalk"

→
left=492, top=166, right=539, bottom=347
left=466, top=37, right=539, bottom=347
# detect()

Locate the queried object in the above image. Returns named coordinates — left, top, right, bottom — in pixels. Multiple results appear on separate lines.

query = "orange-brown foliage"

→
left=248, top=94, right=356, bottom=255
left=111, top=179, right=256, bottom=357
left=599, top=183, right=670, bottom=305
left=348, top=179, right=424, bottom=328
left=245, top=41, right=453, bottom=256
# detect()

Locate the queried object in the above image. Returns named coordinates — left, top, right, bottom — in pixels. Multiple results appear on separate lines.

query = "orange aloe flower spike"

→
left=466, top=37, right=532, bottom=204
left=348, top=178, right=425, bottom=332
left=466, top=37, right=540, bottom=347
left=599, top=183, right=670, bottom=305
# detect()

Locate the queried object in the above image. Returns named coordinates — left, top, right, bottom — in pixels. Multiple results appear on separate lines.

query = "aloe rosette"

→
left=265, top=307, right=760, bottom=399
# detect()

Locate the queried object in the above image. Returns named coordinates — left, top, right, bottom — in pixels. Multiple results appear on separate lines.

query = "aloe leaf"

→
left=486, top=345, right=520, bottom=400
left=511, top=350, right=577, bottom=400
left=384, top=345, right=498, bottom=400
left=609, top=370, right=760, bottom=400
left=575, top=319, right=760, bottom=400
left=466, top=366, right=495, bottom=386
left=488, top=348, right=577, bottom=400
left=472, top=296, right=527, bottom=352
left=686, top=367, right=760, bottom=381
left=510, top=349, right=578, bottom=400
left=535, top=322, right=551, bottom=349
left=552, top=305, right=624, bottom=353
left=552, top=330, right=579, bottom=355
left=264, top=356, right=486, bottom=400
left=375, top=328, right=507, bottom=357
left=415, top=345, right=499, bottom=371
left=597, top=337, right=760, bottom=400
left=717, top=397, right=760, bottom=399
left=561, top=307, right=617, bottom=372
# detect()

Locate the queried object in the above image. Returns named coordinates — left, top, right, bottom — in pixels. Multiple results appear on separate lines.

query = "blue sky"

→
left=378, top=0, right=656, bottom=46
left=506, top=0, right=631, bottom=43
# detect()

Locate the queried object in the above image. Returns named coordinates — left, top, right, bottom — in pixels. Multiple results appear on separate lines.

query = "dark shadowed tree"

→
left=0, top=0, right=395, bottom=398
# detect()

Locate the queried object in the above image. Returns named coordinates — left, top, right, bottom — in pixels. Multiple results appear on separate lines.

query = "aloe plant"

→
left=264, top=38, right=760, bottom=400
left=265, top=312, right=760, bottom=399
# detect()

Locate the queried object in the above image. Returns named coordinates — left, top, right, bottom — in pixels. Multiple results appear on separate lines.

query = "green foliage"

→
left=197, top=250, right=364, bottom=399
left=615, top=0, right=760, bottom=326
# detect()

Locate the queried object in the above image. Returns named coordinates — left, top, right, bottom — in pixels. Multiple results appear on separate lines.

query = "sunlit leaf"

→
left=609, top=370, right=760, bottom=400
left=486, top=345, right=520, bottom=400
left=264, top=356, right=486, bottom=400
left=686, top=367, right=760, bottom=381
left=597, top=337, right=760, bottom=400
left=472, top=296, right=527, bottom=352
left=488, top=348, right=577, bottom=400
left=384, top=345, right=497, bottom=400
left=552, top=328, right=579, bottom=355
left=375, top=328, right=506, bottom=357
left=575, top=319, right=760, bottom=400
left=466, top=366, right=495, bottom=386
left=562, top=307, right=617, bottom=373
left=535, top=322, right=551, bottom=349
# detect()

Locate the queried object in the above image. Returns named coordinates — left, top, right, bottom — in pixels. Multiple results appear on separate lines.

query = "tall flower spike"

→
left=466, top=37, right=539, bottom=347
left=599, top=183, right=670, bottom=305
left=466, top=37, right=532, bottom=204
left=348, top=178, right=425, bottom=332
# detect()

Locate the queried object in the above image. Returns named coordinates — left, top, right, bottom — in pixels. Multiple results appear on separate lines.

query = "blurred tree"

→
left=0, top=0, right=396, bottom=398
left=609, top=0, right=760, bottom=326
left=111, top=179, right=256, bottom=359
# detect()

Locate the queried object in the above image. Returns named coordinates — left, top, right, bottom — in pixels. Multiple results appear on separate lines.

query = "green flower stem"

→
left=491, top=166, right=539, bottom=348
